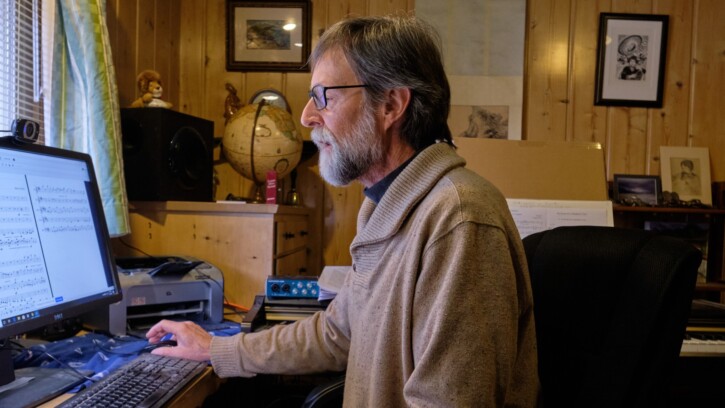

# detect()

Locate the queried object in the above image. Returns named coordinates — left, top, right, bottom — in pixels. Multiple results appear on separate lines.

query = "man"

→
left=147, top=15, right=539, bottom=407
left=620, top=55, right=645, bottom=80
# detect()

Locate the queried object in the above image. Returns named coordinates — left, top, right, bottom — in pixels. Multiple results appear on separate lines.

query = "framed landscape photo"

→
left=613, top=174, right=662, bottom=206
left=226, top=0, right=311, bottom=72
left=594, top=13, right=669, bottom=107
left=660, top=146, right=712, bottom=205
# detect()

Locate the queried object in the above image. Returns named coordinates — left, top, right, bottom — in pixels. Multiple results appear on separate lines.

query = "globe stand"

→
left=250, top=182, right=266, bottom=204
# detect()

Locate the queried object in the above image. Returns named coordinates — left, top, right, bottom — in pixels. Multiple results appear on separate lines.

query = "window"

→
left=0, top=0, right=44, bottom=141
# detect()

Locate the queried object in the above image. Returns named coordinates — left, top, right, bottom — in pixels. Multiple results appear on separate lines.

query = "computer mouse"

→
left=143, top=339, right=178, bottom=352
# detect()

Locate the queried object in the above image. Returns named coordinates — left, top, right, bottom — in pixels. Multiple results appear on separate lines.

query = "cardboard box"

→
left=455, top=138, right=608, bottom=201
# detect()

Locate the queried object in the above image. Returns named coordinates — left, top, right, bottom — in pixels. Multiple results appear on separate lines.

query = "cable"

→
left=7, top=340, right=98, bottom=383
left=116, top=237, right=161, bottom=260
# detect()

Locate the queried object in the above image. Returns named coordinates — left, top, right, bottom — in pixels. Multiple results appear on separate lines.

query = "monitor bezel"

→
left=0, top=137, right=123, bottom=341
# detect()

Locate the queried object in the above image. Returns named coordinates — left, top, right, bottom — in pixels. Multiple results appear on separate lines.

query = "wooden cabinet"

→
left=613, top=205, right=725, bottom=300
left=112, top=201, right=311, bottom=308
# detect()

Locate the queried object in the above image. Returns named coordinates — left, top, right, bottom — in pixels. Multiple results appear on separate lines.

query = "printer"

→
left=85, top=256, right=224, bottom=337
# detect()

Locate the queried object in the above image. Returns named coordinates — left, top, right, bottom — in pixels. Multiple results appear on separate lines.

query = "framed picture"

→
left=594, top=13, right=669, bottom=107
left=613, top=174, right=662, bottom=206
left=660, top=146, right=712, bottom=205
left=226, top=1, right=311, bottom=72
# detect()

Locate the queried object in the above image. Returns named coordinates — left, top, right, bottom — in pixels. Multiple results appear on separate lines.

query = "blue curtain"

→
left=46, top=0, right=129, bottom=236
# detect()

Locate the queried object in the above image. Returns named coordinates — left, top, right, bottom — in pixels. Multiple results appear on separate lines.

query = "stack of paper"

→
left=318, top=266, right=351, bottom=302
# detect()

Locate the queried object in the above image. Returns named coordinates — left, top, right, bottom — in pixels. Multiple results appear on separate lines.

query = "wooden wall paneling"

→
left=323, top=183, right=364, bottom=266
left=113, top=0, right=139, bottom=107
left=523, top=0, right=572, bottom=141
left=178, top=0, right=207, bottom=116
left=649, top=0, right=694, bottom=173
left=287, top=73, right=313, bottom=141
left=605, top=0, right=653, bottom=176
left=244, top=73, right=285, bottom=103
left=154, top=0, right=181, bottom=108
left=326, top=0, right=367, bottom=22
left=368, top=0, right=410, bottom=16
left=136, top=2, right=156, bottom=76
left=691, top=0, right=725, bottom=181
left=295, top=158, right=324, bottom=275
left=569, top=0, right=608, bottom=146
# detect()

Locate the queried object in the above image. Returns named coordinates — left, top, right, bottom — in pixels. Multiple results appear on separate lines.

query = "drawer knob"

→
left=284, top=232, right=296, bottom=239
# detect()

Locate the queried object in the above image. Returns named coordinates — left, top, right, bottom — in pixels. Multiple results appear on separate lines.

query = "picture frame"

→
left=594, top=13, right=669, bottom=107
left=613, top=174, right=662, bottom=206
left=226, top=1, right=311, bottom=72
left=660, top=146, right=712, bottom=205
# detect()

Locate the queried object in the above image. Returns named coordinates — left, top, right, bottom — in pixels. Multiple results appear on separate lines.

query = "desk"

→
left=41, top=366, right=224, bottom=407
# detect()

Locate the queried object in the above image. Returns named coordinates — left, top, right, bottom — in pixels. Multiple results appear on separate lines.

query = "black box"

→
left=120, top=108, right=214, bottom=202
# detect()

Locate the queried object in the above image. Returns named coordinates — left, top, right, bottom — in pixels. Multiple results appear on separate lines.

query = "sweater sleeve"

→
left=210, top=283, right=353, bottom=378
left=404, top=221, right=527, bottom=407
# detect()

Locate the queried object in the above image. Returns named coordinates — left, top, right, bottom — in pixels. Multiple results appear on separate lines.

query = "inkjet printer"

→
left=85, top=256, right=224, bottom=337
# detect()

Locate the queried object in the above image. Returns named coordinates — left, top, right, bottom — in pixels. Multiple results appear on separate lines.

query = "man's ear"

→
left=382, top=87, right=411, bottom=130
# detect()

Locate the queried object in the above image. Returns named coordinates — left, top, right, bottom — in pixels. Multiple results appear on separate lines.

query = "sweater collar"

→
left=352, top=142, right=465, bottom=248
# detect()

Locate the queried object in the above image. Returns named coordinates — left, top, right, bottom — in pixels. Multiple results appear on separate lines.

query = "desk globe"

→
left=222, top=101, right=302, bottom=201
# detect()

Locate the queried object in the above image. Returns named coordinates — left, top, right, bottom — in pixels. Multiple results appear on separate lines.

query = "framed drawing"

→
left=613, top=174, right=662, bottom=206
left=660, top=146, right=712, bottom=205
left=594, top=13, right=669, bottom=107
left=226, top=1, right=311, bottom=72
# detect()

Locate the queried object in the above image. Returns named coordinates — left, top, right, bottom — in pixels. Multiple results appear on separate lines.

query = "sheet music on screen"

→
left=0, top=147, right=115, bottom=328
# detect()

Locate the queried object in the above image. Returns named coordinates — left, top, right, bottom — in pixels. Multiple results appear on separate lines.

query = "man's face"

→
left=301, top=50, right=384, bottom=186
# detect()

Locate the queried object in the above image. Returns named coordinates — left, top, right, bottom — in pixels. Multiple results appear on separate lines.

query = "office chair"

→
left=301, top=375, right=345, bottom=408
left=522, top=226, right=701, bottom=408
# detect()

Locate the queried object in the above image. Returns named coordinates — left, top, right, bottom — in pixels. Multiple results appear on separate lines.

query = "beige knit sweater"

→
left=211, top=142, right=540, bottom=407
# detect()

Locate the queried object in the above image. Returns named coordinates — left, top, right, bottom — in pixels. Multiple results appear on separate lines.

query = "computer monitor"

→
left=0, top=137, right=122, bottom=403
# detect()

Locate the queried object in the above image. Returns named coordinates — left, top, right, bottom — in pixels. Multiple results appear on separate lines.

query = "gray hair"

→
left=309, top=15, right=453, bottom=150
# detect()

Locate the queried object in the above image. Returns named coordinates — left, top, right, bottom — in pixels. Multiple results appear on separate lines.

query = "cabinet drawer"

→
left=276, top=219, right=309, bottom=254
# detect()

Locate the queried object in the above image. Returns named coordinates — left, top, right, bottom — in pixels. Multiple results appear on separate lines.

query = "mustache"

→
left=311, top=127, right=333, bottom=147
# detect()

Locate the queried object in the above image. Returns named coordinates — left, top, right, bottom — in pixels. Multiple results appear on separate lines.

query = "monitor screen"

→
left=0, top=138, right=122, bottom=385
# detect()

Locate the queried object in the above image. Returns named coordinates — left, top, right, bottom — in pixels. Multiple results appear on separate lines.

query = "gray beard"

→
left=312, top=107, right=383, bottom=186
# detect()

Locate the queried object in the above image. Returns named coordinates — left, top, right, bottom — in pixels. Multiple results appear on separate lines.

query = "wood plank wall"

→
left=525, top=0, right=725, bottom=181
left=107, top=0, right=723, bottom=274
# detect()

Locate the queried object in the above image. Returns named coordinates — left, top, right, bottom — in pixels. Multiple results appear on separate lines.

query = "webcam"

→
left=11, top=118, right=40, bottom=143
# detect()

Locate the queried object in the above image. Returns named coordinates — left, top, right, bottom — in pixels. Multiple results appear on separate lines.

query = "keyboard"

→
left=57, top=353, right=207, bottom=408
left=681, top=330, right=725, bottom=356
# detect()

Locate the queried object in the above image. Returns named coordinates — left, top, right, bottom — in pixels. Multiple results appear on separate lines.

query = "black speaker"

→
left=120, top=108, right=214, bottom=201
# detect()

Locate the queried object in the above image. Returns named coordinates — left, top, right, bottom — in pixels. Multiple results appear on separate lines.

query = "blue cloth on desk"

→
left=13, top=322, right=241, bottom=391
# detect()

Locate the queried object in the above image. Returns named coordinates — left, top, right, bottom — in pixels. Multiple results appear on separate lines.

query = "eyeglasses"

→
left=308, top=84, right=369, bottom=110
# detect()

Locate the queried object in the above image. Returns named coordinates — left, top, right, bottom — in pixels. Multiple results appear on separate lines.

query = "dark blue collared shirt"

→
left=363, top=152, right=419, bottom=204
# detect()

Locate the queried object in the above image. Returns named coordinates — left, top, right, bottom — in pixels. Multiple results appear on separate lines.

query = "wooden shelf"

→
left=613, top=205, right=725, bottom=215
left=612, top=204, right=725, bottom=299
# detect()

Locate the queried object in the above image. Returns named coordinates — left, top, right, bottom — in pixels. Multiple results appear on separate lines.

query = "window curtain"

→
left=43, top=0, right=129, bottom=236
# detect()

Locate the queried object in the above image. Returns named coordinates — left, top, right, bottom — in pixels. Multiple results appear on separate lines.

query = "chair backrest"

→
left=522, top=226, right=701, bottom=408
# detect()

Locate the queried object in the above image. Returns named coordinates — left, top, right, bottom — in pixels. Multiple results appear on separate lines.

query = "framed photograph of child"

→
left=660, top=146, right=712, bottom=205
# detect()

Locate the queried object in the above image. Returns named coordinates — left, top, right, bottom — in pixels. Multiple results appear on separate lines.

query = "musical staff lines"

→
left=32, top=182, right=93, bottom=234
left=0, top=228, right=38, bottom=248
left=0, top=253, right=51, bottom=316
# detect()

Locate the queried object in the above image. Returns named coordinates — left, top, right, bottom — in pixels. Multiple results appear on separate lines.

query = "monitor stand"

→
left=0, top=346, right=88, bottom=408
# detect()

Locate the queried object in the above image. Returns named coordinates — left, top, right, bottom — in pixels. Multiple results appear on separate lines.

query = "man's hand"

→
left=146, top=320, right=212, bottom=361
